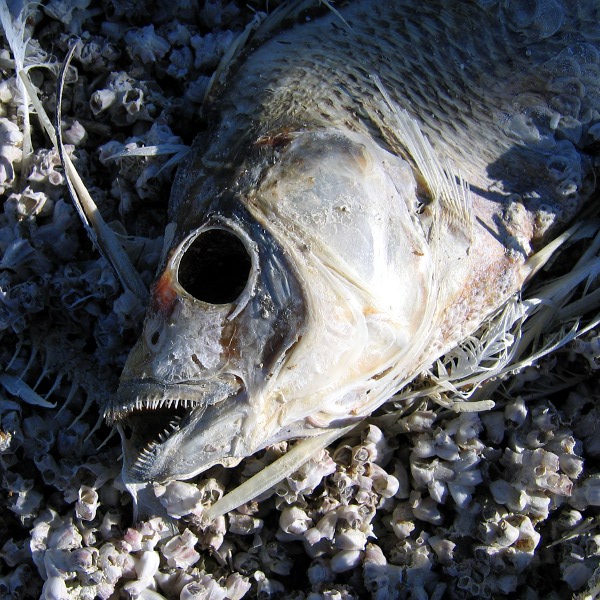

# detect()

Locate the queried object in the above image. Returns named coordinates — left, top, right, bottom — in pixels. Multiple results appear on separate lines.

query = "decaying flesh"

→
left=106, top=1, right=600, bottom=491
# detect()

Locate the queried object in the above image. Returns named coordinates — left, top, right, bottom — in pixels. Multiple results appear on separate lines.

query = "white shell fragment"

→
left=161, top=529, right=200, bottom=568
left=75, top=486, right=99, bottom=521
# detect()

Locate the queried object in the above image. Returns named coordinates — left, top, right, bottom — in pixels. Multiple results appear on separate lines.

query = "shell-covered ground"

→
left=0, top=1, right=599, bottom=599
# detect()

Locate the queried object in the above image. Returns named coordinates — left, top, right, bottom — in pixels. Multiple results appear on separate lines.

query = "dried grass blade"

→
left=55, top=44, right=149, bottom=303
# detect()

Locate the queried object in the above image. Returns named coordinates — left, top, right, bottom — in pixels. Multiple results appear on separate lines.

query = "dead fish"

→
left=107, top=0, right=600, bottom=485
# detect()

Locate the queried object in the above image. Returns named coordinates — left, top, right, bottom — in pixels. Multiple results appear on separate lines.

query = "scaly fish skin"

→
left=108, top=0, right=599, bottom=482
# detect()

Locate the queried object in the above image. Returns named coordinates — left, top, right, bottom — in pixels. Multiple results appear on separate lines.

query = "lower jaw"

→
left=120, top=400, right=251, bottom=482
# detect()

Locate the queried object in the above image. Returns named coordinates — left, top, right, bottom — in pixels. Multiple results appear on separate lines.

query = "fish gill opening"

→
left=177, top=228, right=251, bottom=304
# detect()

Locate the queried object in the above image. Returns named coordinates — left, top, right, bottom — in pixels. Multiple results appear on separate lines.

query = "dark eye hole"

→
left=177, top=228, right=252, bottom=304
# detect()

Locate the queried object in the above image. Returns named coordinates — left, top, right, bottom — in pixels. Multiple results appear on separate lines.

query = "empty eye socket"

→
left=177, top=228, right=252, bottom=304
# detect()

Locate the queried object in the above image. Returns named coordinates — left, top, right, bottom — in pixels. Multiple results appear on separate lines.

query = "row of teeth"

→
left=130, top=416, right=183, bottom=473
left=133, top=397, right=199, bottom=411
left=107, top=397, right=201, bottom=422
left=157, top=416, right=183, bottom=443
left=130, top=443, right=159, bottom=476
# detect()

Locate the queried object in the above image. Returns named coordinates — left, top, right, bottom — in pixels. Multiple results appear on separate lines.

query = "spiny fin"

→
left=371, top=75, right=473, bottom=242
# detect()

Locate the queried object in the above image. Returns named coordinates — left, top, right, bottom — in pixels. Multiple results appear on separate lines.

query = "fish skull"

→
left=108, top=129, right=437, bottom=482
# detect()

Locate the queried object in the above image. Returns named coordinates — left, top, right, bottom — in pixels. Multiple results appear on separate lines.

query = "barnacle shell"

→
left=161, top=529, right=200, bottom=569
left=62, top=120, right=87, bottom=146
left=90, top=89, right=116, bottom=115
left=44, top=0, right=92, bottom=27
left=428, top=536, right=455, bottom=565
left=228, top=513, right=263, bottom=535
left=562, top=561, right=593, bottom=591
left=0, top=117, right=23, bottom=187
left=505, top=396, right=528, bottom=426
left=391, top=503, right=416, bottom=540
left=330, top=549, right=362, bottom=573
left=411, top=494, right=444, bottom=525
left=75, top=486, right=99, bottom=521
left=41, top=576, right=69, bottom=600
left=368, top=464, right=400, bottom=498
left=125, top=26, right=170, bottom=64
left=279, top=506, right=312, bottom=537
left=154, top=480, right=202, bottom=519
left=571, top=474, right=600, bottom=508
left=4, top=474, right=37, bottom=517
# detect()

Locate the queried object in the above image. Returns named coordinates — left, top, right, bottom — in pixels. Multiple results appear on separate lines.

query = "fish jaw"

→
left=116, top=386, right=251, bottom=481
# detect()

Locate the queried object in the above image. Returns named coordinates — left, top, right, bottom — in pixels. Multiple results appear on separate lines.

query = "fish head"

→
left=112, top=213, right=306, bottom=480
left=108, top=127, right=436, bottom=482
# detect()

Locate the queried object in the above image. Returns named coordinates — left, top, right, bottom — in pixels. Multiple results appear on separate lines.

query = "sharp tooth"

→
left=158, top=425, right=173, bottom=443
left=136, top=451, right=151, bottom=465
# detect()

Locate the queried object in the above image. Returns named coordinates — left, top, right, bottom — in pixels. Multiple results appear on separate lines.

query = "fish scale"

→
left=108, top=0, right=599, bottom=492
left=215, top=5, right=514, bottom=180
